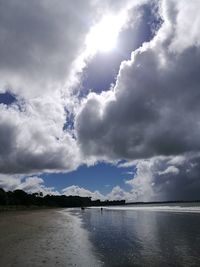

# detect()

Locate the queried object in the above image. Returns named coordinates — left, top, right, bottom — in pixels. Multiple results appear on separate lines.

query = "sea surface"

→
left=70, top=204, right=200, bottom=267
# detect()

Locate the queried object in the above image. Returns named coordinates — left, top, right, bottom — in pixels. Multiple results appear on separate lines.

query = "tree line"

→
left=0, top=188, right=125, bottom=208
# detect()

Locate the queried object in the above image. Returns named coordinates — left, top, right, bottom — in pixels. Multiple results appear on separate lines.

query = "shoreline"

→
left=89, top=203, right=200, bottom=214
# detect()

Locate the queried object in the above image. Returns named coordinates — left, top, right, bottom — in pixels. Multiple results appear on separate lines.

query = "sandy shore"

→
left=0, top=209, right=102, bottom=267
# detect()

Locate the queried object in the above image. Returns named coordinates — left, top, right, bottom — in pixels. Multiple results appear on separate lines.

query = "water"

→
left=71, top=206, right=200, bottom=267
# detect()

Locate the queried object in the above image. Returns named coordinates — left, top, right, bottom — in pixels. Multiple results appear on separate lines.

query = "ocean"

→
left=70, top=205, right=200, bottom=267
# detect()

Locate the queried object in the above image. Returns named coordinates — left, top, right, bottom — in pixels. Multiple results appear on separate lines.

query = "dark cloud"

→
left=127, top=154, right=200, bottom=202
left=76, top=1, right=200, bottom=161
left=75, top=0, right=200, bottom=201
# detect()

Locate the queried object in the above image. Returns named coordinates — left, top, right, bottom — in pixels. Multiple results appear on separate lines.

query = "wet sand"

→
left=0, top=209, right=102, bottom=267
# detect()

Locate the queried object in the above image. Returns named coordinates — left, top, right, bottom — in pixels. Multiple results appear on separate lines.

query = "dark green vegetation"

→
left=0, top=188, right=125, bottom=209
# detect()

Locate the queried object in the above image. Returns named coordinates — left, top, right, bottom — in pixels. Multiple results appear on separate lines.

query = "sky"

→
left=1, top=0, right=200, bottom=202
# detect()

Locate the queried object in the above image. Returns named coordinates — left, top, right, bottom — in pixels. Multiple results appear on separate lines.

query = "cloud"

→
left=75, top=0, right=200, bottom=201
left=1, top=0, right=200, bottom=203
left=0, top=0, right=100, bottom=174
left=62, top=185, right=105, bottom=201
left=76, top=0, right=200, bottom=161
left=17, top=176, right=60, bottom=195
left=0, top=174, right=59, bottom=195
left=0, top=0, right=100, bottom=98
left=125, top=171, right=135, bottom=175
left=0, top=0, right=146, bottom=175
left=4, top=152, right=200, bottom=203
left=0, top=174, right=22, bottom=191
left=62, top=184, right=136, bottom=202
left=124, top=153, right=200, bottom=202
left=106, top=185, right=133, bottom=201
left=166, top=0, right=200, bottom=53
left=0, top=173, right=130, bottom=201
left=0, top=0, right=145, bottom=98
left=0, top=174, right=133, bottom=202
left=125, top=160, right=154, bottom=201
left=158, top=166, right=179, bottom=176
left=0, top=99, right=81, bottom=174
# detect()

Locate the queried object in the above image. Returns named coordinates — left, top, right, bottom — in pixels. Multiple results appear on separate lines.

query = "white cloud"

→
left=126, top=160, right=155, bottom=201
left=17, top=176, right=60, bottom=196
left=62, top=185, right=105, bottom=201
left=166, top=0, right=200, bottom=53
left=158, top=166, right=179, bottom=176
left=126, top=171, right=135, bottom=175
left=0, top=99, right=81, bottom=174
left=0, top=174, right=59, bottom=195
left=0, top=174, right=22, bottom=191
left=62, top=184, right=136, bottom=202
left=106, top=185, right=134, bottom=202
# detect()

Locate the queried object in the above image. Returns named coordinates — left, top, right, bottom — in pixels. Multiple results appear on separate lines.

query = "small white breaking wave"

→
left=90, top=205, right=200, bottom=213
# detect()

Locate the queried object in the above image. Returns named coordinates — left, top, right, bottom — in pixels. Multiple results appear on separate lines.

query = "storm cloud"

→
left=76, top=0, right=200, bottom=161
left=124, top=153, right=200, bottom=202
left=74, top=0, right=200, bottom=201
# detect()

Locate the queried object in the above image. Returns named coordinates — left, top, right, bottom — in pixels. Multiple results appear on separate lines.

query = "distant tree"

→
left=0, top=188, right=126, bottom=208
left=0, top=188, right=7, bottom=205
left=32, top=192, right=39, bottom=197
left=13, top=189, right=29, bottom=205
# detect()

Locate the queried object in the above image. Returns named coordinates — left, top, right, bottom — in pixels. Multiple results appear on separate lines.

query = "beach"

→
left=2, top=206, right=200, bottom=267
left=0, top=209, right=102, bottom=267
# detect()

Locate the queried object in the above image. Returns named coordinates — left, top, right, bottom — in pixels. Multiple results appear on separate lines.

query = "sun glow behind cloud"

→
left=86, top=12, right=127, bottom=54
